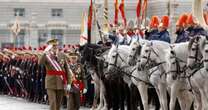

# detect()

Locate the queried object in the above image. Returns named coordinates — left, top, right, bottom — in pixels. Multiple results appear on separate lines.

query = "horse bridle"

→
left=141, top=44, right=165, bottom=69
left=108, top=48, right=127, bottom=68
left=129, top=45, right=141, bottom=62
left=203, top=41, right=208, bottom=71
left=188, top=37, right=203, bottom=69
left=167, top=50, right=187, bottom=80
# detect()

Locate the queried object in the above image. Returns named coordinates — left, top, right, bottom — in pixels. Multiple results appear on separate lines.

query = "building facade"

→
left=0, top=0, right=206, bottom=48
left=0, top=0, right=141, bottom=48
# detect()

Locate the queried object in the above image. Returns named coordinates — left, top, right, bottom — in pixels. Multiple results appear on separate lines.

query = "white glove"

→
left=43, top=45, right=53, bottom=53
left=66, top=84, right=71, bottom=91
left=83, top=88, right=87, bottom=94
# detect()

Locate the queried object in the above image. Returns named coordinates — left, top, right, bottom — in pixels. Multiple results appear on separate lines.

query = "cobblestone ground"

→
left=0, top=95, right=89, bottom=110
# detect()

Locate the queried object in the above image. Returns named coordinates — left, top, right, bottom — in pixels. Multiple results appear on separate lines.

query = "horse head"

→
left=203, top=37, right=208, bottom=70
left=79, top=43, right=101, bottom=65
left=187, top=35, right=205, bottom=68
left=140, top=41, right=156, bottom=68
left=127, top=40, right=142, bottom=66
left=106, top=45, right=130, bottom=79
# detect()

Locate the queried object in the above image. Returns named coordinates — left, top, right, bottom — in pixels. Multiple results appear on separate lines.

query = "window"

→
left=38, top=30, right=48, bottom=46
left=14, top=8, right=25, bottom=17
left=51, top=29, right=64, bottom=45
left=15, top=29, right=25, bottom=47
left=51, top=9, right=63, bottom=17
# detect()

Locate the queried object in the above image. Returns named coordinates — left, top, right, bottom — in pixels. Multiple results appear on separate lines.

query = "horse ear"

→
left=170, top=50, right=175, bottom=55
left=206, top=36, right=208, bottom=40
left=137, top=38, right=140, bottom=42
left=196, top=35, right=200, bottom=41
left=95, top=56, right=104, bottom=61
left=150, top=42, right=153, bottom=46
left=116, top=44, right=119, bottom=48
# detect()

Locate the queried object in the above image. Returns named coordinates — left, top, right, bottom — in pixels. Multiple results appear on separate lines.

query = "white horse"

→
left=107, top=45, right=133, bottom=86
left=127, top=40, right=156, bottom=110
left=107, top=44, right=151, bottom=110
left=187, top=36, right=208, bottom=110
left=165, top=42, right=194, bottom=110
left=139, top=40, right=171, bottom=110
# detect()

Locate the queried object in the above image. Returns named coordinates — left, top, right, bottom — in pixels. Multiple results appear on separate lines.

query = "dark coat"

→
left=175, top=30, right=189, bottom=43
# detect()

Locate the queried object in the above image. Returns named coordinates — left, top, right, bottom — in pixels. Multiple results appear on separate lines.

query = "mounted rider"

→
left=126, top=20, right=140, bottom=43
left=175, top=14, right=189, bottom=43
left=145, top=16, right=160, bottom=40
left=117, top=24, right=131, bottom=45
left=156, top=15, right=171, bottom=43
left=186, top=14, right=208, bottom=37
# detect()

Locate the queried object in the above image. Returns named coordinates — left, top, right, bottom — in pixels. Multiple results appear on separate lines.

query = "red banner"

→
left=119, top=0, right=127, bottom=27
left=114, top=0, right=119, bottom=25
left=136, top=0, right=142, bottom=18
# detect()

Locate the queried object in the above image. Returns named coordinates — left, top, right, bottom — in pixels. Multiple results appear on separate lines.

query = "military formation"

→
left=0, top=40, right=89, bottom=110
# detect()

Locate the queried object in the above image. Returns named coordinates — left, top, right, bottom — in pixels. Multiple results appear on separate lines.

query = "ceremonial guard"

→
left=175, top=14, right=189, bottom=43
left=145, top=16, right=160, bottom=40
left=186, top=14, right=208, bottom=37
left=39, top=39, right=72, bottom=110
left=117, top=25, right=131, bottom=45
left=156, top=15, right=171, bottom=43
left=127, top=20, right=139, bottom=42
left=67, top=48, right=87, bottom=110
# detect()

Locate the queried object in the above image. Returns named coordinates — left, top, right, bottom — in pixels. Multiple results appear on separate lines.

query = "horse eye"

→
left=205, top=50, right=208, bottom=53
left=132, top=48, right=136, bottom=51
left=172, top=62, right=176, bottom=64
left=112, top=56, right=116, bottom=58
left=145, top=50, right=149, bottom=53
left=192, top=48, right=196, bottom=51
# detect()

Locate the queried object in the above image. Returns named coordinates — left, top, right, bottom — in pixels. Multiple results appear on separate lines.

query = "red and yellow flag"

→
left=136, top=0, right=142, bottom=19
left=87, top=0, right=93, bottom=44
left=141, top=0, right=148, bottom=20
left=114, top=0, right=119, bottom=25
left=119, top=0, right=127, bottom=27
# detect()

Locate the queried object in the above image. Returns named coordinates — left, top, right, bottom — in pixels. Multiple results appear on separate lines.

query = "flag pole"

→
left=93, top=0, right=106, bottom=44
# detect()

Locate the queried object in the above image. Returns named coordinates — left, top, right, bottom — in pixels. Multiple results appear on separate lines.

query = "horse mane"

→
left=188, top=37, right=196, bottom=51
left=199, top=36, right=207, bottom=51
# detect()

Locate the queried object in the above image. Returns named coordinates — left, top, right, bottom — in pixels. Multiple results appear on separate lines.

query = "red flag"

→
left=87, top=0, right=93, bottom=44
left=119, top=0, right=127, bottom=27
left=141, top=0, right=148, bottom=20
left=114, top=0, right=119, bottom=25
left=136, top=0, right=142, bottom=18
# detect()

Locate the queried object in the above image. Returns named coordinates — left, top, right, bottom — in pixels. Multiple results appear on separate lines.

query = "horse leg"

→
left=97, top=81, right=104, bottom=110
left=199, top=88, right=208, bottom=110
left=178, top=90, right=193, bottom=110
left=126, top=84, right=132, bottom=110
left=155, top=88, right=163, bottom=110
left=203, top=83, right=208, bottom=110
left=149, top=88, right=160, bottom=110
left=158, top=83, right=168, bottom=110
left=101, top=88, right=108, bottom=110
left=192, top=89, right=202, bottom=110
left=137, top=82, right=148, bottom=110
left=169, top=81, right=180, bottom=110
left=91, top=84, right=99, bottom=110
